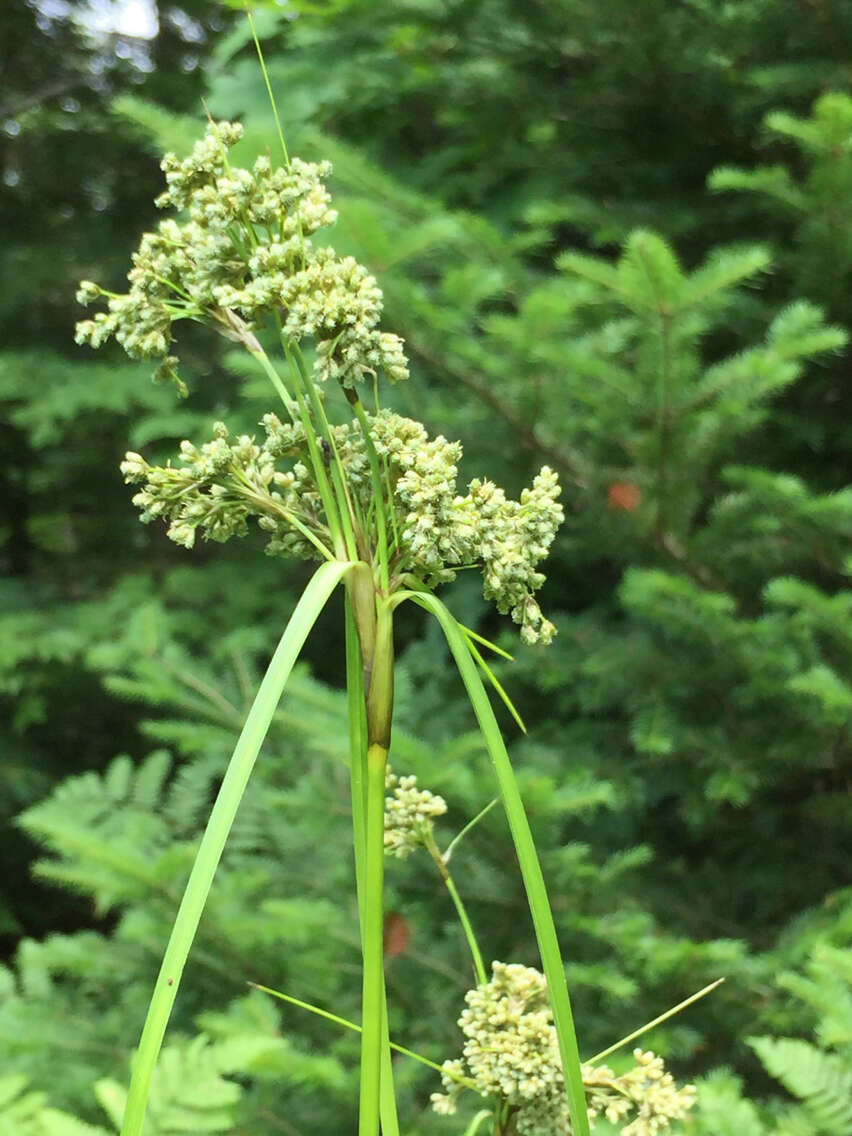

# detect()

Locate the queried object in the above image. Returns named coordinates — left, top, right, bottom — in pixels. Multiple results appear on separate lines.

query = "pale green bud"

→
left=384, top=766, right=447, bottom=858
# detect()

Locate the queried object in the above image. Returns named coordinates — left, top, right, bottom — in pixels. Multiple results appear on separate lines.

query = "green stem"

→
left=445, top=874, right=486, bottom=986
left=247, top=341, right=351, bottom=560
left=290, top=347, right=367, bottom=559
left=345, top=598, right=369, bottom=891
left=248, top=344, right=300, bottom=421
left=360, top=738, right=389, bottom=1136
left=120, top=560, right=352, bottom=1136
left=233, top=469, right=334, bottom=562
left=291, top=387, right=350, bottom=560
left=424, top=834, right=486, bottom=986
left=287, top=344, right=360, bottom=563
left=350, top=395, right=390, bottom=591
left=358, top=599, right=394, bottom=1136
left=345, top=600, right=400, bottom=1136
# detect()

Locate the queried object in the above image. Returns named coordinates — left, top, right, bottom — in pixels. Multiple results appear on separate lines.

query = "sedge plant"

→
left=74, top=89, right=699, bottom=1135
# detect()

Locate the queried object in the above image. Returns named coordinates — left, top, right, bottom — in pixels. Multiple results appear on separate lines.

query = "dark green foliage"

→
left=4, top=2, right=852, bottom=1132
left=710, top=93, right=852, bottom=316
left=0, top=0, right=238, bottom=945
left=709, top=91, right=852, bottom=481
left=693, top=943, right=852, bottom=1136
left=213, top=0, right=852, bottom=240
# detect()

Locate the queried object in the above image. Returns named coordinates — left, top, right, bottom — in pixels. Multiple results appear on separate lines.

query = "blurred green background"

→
left=1, top=1, right=851, bottom=1133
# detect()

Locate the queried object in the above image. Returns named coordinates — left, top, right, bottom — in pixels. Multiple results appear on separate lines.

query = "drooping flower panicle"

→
left=120, top=410, right=562, bottom=643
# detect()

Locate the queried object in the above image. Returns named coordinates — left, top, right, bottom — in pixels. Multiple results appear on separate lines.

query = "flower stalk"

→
left=355, top=595, right=395, bottom=1135
left=345, top=601, right=400, bottom=1136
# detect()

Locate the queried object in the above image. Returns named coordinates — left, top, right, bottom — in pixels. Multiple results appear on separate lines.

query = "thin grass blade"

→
left=458, top=622, right=514, bottom=661
left=586, top=978, right=725, bottom=1065
left=248, top=983, right=478, bottom=1089
left=462, top=632, right=527, bottom=733
left=406, top=590, right=591, bottom=1136
left=120, top=559, right=353, bottom=1136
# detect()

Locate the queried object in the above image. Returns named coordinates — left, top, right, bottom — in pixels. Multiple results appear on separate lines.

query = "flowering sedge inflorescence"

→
left=75, top=122, right=406, bottom=390
left=384, top=766, right=447, bottom=858
left=73, top=118, right=692, bottom=1136
left=433, top=962, right=697, bottom=1135
left=75, top=120, right=563, bottom=644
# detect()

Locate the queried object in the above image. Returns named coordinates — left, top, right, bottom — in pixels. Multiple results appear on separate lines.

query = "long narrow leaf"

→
left=121, top=559, right=353, bottom=1136
left=586, top=978, right=725, bottom=1065
left=463, top=632, right=527, bottom=733
left=406, top=591, right=591, bottom=1136
left=458, top=622, right=514, bottom=661
left=248, top=983, right=478, bottom=1089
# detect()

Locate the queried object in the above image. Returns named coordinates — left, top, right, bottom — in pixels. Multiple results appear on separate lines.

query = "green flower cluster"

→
left=79, top=121, right=563, bottom=642
left=432, top=963, right=696, bottom=1135
left=383, top=766, right=447, bottom=858
left=75, top=121, right=408, bottom=389
left=467, top=468, right=562, bottom=645
left=120, top=420, right=327, bottom=562
left=584, top=1050, right=697, bottom=1136
left=121, top=410, right=562, bottom=643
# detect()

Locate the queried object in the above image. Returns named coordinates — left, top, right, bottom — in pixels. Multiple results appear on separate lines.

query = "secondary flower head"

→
left=75, top=120, right=408, bottom=390
left=432, top=962, right=697, bottom=1134
left=384, top=766, right=447, bottom=858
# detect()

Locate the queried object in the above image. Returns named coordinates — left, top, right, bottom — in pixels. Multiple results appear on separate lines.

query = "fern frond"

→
left=0, top=1075, right=110, bottom=1136
left=749, top=1037, right=852, bottom=1136
left=693, top=1070, right=767, bottom=1136
left=96, top=1036, right=241, bottom=1136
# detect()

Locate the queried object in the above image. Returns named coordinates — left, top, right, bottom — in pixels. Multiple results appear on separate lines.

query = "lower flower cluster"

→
left=432, top=962, right=696, bottom=1136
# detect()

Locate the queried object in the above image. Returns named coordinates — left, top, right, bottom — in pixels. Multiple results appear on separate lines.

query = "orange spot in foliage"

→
left=383, top=911, right=411, bottom=958
left=607, top=482, right=642, bottom=512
